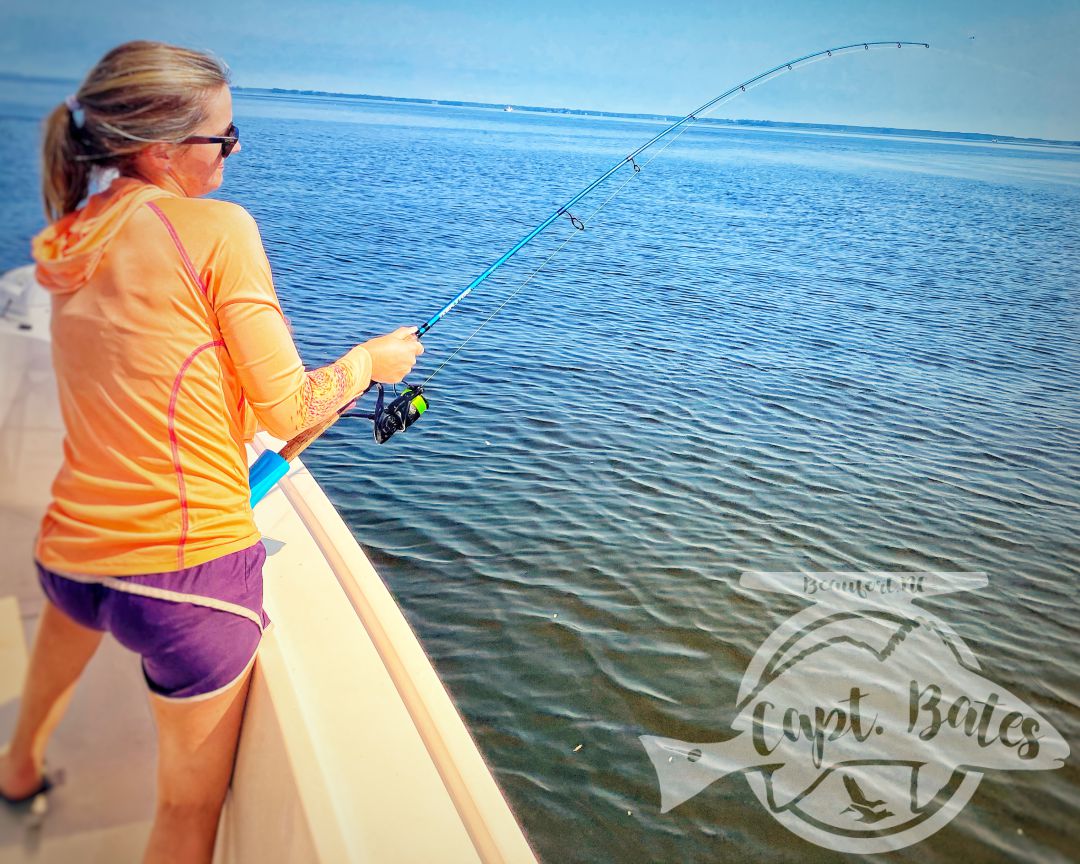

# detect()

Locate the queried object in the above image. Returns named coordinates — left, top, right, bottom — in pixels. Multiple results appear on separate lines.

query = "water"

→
left=2, top=80, right=1078, bottom=863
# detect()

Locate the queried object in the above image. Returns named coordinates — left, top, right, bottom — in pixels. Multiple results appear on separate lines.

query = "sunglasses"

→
left=181, top=122, right=240, bottom=158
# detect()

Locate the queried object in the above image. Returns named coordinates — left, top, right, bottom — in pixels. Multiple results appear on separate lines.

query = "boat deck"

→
left=0, top=265, right=155, bottom=861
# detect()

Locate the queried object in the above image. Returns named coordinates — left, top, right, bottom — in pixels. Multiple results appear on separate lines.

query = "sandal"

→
left=0, top=775, right=52, bottom=806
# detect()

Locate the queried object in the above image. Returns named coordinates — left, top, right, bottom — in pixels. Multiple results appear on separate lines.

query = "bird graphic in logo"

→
left=840, top=774, right=893, bottom=824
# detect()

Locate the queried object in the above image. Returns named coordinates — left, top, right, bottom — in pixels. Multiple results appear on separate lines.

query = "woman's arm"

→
left=208, top=205, right=372, bottom=440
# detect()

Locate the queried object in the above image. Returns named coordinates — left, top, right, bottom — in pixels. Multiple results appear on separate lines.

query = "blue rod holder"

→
left=249, top=449, right=290, bottom=507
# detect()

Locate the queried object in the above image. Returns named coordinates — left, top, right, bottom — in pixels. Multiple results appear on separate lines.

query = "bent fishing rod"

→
left=249, top=40, right=929, bottom=506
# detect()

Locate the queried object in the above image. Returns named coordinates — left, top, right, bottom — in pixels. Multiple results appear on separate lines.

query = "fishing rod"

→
left=249, top=40, right=929, bottom=506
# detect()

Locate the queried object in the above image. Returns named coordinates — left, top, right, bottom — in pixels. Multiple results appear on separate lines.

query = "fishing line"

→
left=377, top=41, right=931, bottom=443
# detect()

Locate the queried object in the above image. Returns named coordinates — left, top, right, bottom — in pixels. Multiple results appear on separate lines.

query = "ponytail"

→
left=42, top=102, right=94, bottom=223
left=40, top=40, right=230, bottom=223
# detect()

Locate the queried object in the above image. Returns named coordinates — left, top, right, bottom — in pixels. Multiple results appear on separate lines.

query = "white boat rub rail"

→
left=248, top=434, right=538, bottom=864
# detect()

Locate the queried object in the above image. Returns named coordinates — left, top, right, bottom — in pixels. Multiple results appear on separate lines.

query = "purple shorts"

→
left=37, top=542, right=270, bottom=701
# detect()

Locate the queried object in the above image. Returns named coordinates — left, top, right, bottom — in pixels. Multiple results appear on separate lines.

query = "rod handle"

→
left=279, top=413, right=342, bottom=462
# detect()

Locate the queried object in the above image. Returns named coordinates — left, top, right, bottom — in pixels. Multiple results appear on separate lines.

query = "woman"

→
left=0, top=41, right=423, bottom=862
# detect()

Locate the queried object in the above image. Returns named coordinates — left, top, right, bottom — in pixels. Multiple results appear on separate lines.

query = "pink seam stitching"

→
left=169, top=340, right=224, bottom=569
left=147, top=201, right=218, bottom=569
left=147, top=201, right=208, bottom=295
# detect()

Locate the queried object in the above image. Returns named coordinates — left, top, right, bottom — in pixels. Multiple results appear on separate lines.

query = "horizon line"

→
left=233, top=84, right=1080, bottom=147
left=2, top=70, right=1077, bottom=147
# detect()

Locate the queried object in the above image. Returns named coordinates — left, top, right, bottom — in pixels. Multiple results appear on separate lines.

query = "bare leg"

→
left=0, top=598, right=104, bottom=798
left=142, top=661, right=254, bottom=864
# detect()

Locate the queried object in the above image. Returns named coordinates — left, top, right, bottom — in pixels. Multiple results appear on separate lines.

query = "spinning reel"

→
left=361, top=382, right=428, bottom=443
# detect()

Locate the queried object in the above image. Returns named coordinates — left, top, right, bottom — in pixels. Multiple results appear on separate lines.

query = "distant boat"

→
left=504, top=106, right=514, bottom=112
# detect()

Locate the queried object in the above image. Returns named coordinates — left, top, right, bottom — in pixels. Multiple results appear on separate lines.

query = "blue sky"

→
left=2, top=0, right=1078, bottom=139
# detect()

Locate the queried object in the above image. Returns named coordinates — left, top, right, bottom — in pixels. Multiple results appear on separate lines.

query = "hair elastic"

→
left=64, top=94, right=86, bottom=130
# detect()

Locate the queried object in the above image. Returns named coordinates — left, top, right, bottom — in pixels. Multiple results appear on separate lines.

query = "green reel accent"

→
left=372, top=382, right=428, bottom=443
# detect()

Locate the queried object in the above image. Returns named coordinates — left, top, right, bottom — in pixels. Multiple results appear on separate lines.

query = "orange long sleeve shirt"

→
left=32, top=178, right=371, bottom=575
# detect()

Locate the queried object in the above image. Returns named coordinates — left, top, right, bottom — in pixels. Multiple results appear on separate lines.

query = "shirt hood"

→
left=32, top=178, right=173, bottom=295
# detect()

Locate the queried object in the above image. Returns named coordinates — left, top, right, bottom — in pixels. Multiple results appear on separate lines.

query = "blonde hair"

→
left=42, top=40, right=230, bottom=222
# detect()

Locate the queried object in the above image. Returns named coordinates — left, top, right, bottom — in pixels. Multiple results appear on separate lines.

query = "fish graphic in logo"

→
left=640, top=571, right=1070, bottom=853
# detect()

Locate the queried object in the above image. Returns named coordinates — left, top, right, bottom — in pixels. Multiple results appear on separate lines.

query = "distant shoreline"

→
left=2, top=71, right=1076, bottom=149
left=234, top=87, right=1080, bottom=149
